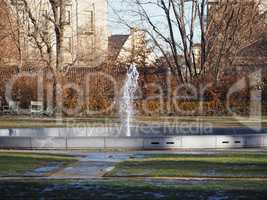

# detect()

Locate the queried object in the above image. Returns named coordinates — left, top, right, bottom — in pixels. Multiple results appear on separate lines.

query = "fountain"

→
left=120, top=64, right=140, bottom=137
left=0, top=65, right=265, bottom=149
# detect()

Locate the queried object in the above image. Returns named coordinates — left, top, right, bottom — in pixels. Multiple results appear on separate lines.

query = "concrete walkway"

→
left=23, top=151, right=218, bottom=179
left=48, top=150, right=231, bottom=178
left=3, top=149, right=267, bottom=180
left=51, top=152, right=139, bottom=178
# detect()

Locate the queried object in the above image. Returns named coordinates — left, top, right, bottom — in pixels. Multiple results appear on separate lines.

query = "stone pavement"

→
left=50, top=149, right=267, bottom=178
left=51, top=152, right=138, bottom=178
left=3, top=149, right=267, bottom=179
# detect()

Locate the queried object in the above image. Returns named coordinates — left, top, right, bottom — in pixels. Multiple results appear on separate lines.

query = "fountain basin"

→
left=0, top=126, right=266, bottom=137
left=0, top=126, right=267, bottom=149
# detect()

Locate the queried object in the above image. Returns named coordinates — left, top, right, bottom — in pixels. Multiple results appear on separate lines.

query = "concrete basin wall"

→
left=1, top=127, right=266, bottom=137
left=1, top=134, right=267, bottom=149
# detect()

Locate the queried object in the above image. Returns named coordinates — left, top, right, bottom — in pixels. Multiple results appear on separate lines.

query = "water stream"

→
left=120, top=64, right=139, bottom=137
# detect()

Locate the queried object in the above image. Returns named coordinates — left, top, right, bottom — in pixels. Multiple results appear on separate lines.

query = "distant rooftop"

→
left=238, top=34, right=267, bottom=57
left=108, top=35, right=130, bottom=61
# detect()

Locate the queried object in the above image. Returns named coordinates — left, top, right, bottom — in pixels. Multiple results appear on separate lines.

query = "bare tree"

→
left=48, top=0, right=67, bottom=70
left=112, top=0, right=266, bottom=83
left=2, top=0, right=73, bottom=115
left=0, top=0, right=20, bottom=65
left=206, top=0, right=266, bottom=82
left=5, top=0, right=70, bottom=70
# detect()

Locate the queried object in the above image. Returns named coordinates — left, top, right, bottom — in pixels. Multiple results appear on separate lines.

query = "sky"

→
left=108, top=0, right=133, bottom=34
left=107, top=0, right=201, bottom=44
left=107, top=0, right=164, bottom=35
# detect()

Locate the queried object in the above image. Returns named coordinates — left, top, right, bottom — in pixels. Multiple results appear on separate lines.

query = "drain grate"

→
left=166, top=142, right=175, bottom=145
left=151, top=142, right=160, bottom=145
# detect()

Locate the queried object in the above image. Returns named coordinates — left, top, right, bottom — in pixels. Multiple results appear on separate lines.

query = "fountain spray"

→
left=120, top=64, right=140, bottom=137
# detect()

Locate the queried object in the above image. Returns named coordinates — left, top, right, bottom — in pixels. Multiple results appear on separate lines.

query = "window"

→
left=79, top=10, right=94, bottom=35
left=40, top=10, right=48, bottom=18
left=89, top=10, right=94, bottom=33
left=66, top=10, right=71, bottom=24
left=64, top=37, right=72, bottom=52
left=65, top=6, right=72, bottom=25
left=40, top=10, right=48, bottom=27
left=11, top=0, right=23, bottom=7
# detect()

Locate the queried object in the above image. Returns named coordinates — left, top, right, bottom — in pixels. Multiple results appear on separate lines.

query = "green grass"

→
left=107, top=153, right=267, bottom=178
left=0, top=116, right=267, bottom=128
left=1, top=179, right=267, bottom=200
left=0, top=152, right=77, bottom=176
left=0, top=117, right=120, bottom=128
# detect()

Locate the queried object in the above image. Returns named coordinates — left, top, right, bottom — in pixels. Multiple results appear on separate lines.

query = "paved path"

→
left=3, top=149, right=267, bottom=180
left=52, top=161, right=115, bottom=178
left=51, top=152, right=138, bottom=178
left=48, top=151, right=231, bottom=179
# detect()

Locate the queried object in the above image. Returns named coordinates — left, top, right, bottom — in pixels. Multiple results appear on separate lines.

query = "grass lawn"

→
left=0, top=116, right=267, bottom=128
left=106, top=153, right=267, bottom=178
left=0, top=117, right=120, bottom=128
left=1, top=179, right=267, bottom=200
left=0, top=152, right=77, bottom=176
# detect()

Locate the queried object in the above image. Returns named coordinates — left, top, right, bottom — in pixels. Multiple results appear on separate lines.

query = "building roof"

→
left=238, top=34, right=267, bottom=57
left=108, top=34, right=129, bottom=61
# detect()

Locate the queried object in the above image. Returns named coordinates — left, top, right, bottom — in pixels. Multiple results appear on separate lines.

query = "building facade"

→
left=9, top=0, right=108, bottom=68
left=208, top=0, right=267, bottom=11
left=72, top=0, right=108, bottom=67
